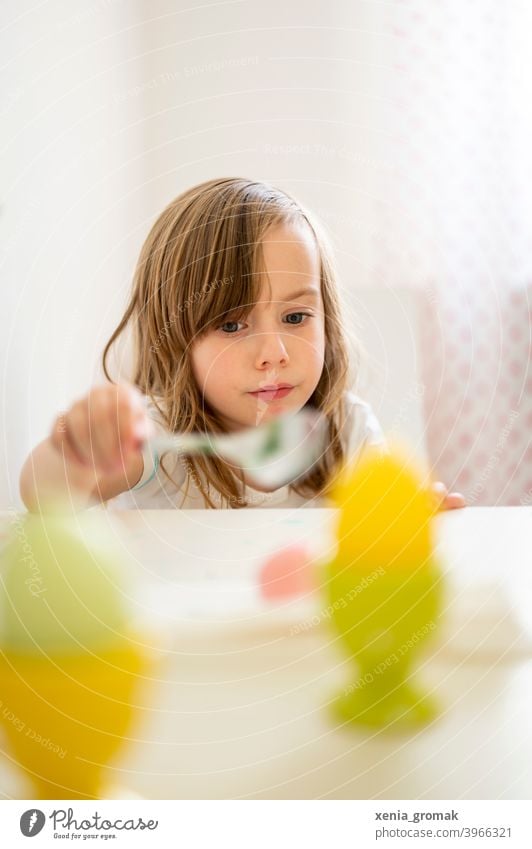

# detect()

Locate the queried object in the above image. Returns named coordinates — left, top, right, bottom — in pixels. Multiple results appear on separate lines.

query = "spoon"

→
left=148, top=407, right=326, bottom=489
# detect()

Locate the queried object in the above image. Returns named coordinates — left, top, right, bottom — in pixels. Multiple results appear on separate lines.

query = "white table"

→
left=1, top=507, right=531, bottom=799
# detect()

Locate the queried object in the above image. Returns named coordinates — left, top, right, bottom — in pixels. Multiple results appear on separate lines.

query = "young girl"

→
left=20, top=177, right=465, bottom=512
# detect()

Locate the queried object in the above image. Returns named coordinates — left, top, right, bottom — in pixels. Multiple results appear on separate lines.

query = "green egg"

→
left=0, top=511, right=133, bottom=654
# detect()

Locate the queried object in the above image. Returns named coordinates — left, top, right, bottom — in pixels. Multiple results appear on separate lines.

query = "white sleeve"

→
left=344, top=391, right=387, bottom=462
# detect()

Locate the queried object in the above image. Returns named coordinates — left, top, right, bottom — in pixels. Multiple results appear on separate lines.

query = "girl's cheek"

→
left=212, top=340, right=236, bottom=367
left=205, top=343, right=240, bottom=386
left=303, top=323, right=325, bottom=358
left=190, top=339, right=222, bottom=389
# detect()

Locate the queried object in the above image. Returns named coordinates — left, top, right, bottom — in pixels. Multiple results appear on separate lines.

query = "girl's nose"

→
left=253, top=332, right=290, bottom=368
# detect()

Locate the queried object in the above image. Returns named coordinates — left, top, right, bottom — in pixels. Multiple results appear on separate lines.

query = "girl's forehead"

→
left=257, top=224, right=321, bottom=295
left=252, top=278, right=322, bottom=306
left=260, top=220, right=320, bottom=271
left=198, top=219, right=323, bottom=326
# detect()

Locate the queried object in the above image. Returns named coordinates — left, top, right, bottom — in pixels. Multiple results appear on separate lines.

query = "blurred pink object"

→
left=259, top=545, right=315, bottom=600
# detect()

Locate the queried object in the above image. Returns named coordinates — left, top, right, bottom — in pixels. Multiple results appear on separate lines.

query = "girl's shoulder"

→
left=342, top=390, right=387, bottom=459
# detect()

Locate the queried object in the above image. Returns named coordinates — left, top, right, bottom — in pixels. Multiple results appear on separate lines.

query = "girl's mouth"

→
left=248, top=385, right=294, bottom=402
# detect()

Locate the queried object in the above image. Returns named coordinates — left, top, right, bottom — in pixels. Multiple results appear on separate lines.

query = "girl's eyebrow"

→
left=282, top=286, right=320, bottom=302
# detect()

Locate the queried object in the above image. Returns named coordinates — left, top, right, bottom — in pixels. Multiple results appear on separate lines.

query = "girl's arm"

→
left=19, top=384, right=152, bottom=512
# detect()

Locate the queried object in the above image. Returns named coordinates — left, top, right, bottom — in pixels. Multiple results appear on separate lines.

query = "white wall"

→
left=136, top=0, right=386, bottom=281
left=1, top=1, right=422, bottom=510
left=1, top=1, right=146, bottom=509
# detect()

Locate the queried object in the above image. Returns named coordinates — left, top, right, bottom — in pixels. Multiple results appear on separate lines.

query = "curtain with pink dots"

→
left=373, top=1, right=532, bottom=505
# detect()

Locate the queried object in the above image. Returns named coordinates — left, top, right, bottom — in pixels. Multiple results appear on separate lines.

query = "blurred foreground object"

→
left=0, top=508, right=155, bottom=798
left=323, top=447, right=443, bottom=729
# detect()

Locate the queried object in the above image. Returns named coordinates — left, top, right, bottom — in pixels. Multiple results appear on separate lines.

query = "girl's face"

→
left=191, top=220, right=325, bottom=432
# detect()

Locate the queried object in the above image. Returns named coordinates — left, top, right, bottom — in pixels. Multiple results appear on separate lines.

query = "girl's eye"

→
left=218, top=312, right=312, bottom=333
left=219, top=320, right=244, bottom=334
left=284, top=312, right=311, bottom=325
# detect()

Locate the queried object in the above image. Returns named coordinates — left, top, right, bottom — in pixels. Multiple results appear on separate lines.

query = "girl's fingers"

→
left=93, top=389, right=130, bottom=471
left=430, top=481, right=467, bottom=511
left=50, top=415, right=80, bottom=467
left=129, top=409, right=154, bottom=451
left=93, top=387, right=152, bottom=472
left=50, top=384, right=152, bottom=475
left=51, top=407, right=90, bottom=467
left=88, top=394, right=119, bottom=472
left=110, top=388, right=151, bottom=468
left=64, top=404, right=94, bottom=466
left=443, top=491, right=467, bottom=509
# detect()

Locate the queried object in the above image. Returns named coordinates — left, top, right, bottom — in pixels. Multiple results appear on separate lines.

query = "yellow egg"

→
left=330, top=446, right=436, bottom=569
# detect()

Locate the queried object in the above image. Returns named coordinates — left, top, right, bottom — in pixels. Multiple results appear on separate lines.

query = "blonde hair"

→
left=103, top=177, right=356, bottom=508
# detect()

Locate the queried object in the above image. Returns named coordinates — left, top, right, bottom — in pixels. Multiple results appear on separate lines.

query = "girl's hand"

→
left=50, top=383, right=153, bottom=475
left=431, top=481, right=466, bottom=511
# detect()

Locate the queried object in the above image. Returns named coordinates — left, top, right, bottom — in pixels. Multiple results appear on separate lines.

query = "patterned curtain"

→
left=372, top=1, right=532, bottom=504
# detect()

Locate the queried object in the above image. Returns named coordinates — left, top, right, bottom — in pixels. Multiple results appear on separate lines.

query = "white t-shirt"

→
left=105, top=391, right=385, bottom=511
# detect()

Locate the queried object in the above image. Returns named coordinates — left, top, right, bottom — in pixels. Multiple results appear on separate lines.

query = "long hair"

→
left=103, top=177, right=357, bottom=508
